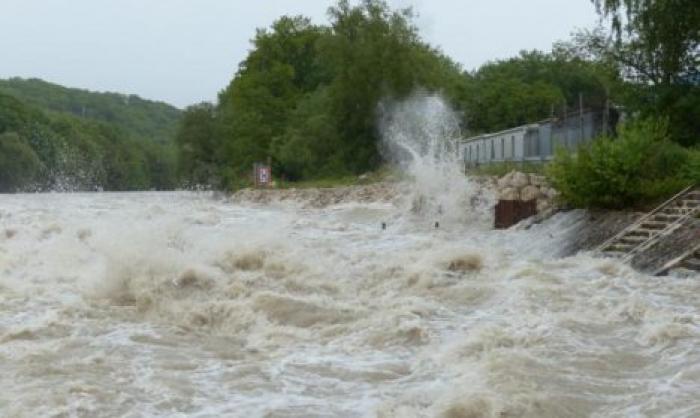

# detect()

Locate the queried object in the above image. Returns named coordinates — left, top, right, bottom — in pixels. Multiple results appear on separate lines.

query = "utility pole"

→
left=563, top=102, right=569, bottom=149
left=603, top=86, right=610, bottom=137
left=579, top=92, right=584, bottom=145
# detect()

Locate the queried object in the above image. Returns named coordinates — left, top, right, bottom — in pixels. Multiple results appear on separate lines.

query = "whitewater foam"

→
left=0, top=191, right=698, bottom=416
left=379, top=92, right=495, bottom=226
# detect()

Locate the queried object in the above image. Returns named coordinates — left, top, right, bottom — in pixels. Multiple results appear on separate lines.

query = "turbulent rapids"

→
left=1, top=189, right=699, bottom=417
left=1, top=96, right=699, bottom=417
left=1, top=190, right=700, bottom=417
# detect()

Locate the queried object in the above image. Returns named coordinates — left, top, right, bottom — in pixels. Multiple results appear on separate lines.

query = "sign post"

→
left=253, top=162, right=272, bottom=188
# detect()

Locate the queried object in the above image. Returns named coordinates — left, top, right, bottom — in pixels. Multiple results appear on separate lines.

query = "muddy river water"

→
left=1, top=191, right=699, bottom=417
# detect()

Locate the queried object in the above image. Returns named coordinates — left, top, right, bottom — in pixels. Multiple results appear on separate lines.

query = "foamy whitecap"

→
left=0, top=191, right=698, bottom=417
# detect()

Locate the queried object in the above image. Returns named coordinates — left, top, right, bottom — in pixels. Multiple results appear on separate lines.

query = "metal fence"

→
left=461, top=110, right=607, bottom=168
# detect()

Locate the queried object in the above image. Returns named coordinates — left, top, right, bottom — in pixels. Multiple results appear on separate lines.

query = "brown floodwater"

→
left=0, top=191, right=698, bottom=417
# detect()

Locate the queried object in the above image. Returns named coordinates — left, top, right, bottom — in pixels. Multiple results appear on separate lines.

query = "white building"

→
left=460, top=111, right=604, bottom=168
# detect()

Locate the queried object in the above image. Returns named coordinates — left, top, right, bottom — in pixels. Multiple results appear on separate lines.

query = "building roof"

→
left=461, top=123, right=541, bottom=144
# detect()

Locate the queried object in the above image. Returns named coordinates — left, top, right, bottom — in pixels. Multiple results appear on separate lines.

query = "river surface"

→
left=1, top=191, right=699, bottom=417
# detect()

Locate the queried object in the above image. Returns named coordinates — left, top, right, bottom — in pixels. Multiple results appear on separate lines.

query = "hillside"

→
left=0, top=90, right=178, bottom=192
left=0, top=77, right=181, bottom=144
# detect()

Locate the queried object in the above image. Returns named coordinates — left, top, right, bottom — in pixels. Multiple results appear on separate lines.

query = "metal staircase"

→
left=596, top=185, right=700, bottom=264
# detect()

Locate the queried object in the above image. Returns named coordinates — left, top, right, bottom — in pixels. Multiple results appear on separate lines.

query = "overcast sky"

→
left=0, top=0, right=600, bottom=108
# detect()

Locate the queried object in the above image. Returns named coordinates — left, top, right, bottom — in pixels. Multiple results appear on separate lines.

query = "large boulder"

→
left=498, top=171, right=515, bottom=189
left=509, top=171, right=529, bottom=189
left=520, top=185, right=540, bottom=201
left=499, top=187, right=519, bottom=200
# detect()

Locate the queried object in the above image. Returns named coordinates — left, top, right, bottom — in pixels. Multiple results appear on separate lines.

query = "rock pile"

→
left=495, top=171, right=559, bottom=215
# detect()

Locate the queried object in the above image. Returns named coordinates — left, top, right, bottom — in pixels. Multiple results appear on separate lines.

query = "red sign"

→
left=254, top=163, right=272, bottom=187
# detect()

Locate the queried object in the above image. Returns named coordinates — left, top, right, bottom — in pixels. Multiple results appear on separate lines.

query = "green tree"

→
left=547, top=118, right=692, bottom=208
left=0, top=132, right=43, bottom=192
left=176, top=102, right=220, bottom=186
left=0, top=89, right=175, bottom=192
left=178, top=0, right=626, bottom=189
left=460, top=50, right=616, bottom=133
left=175, top=1, right=466, bottom=188
left=0, top=77, right=181, bottom=144
left=272, top=87, right=344, bottom=179
left=319, top=0, right=448, bottom=172
left=592, top=0, right=699, bottom=85
left=589, top=0, right=700, bottom=145
left=144, top=142, right=178, bottom=190
left=215, top=16, right=328, bottom=186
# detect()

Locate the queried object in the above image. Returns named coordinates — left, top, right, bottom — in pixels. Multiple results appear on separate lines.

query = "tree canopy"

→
left=592, top=0, right=699, bottom=85
left=0, top=87, right=179, bottom=192
left=586, top=0, right=699, bottom=146
left=459, top=50, right=617, bottom=133
left=0, top=78, right=181, bottom=144
left=176, top=0, right=626, bottom=188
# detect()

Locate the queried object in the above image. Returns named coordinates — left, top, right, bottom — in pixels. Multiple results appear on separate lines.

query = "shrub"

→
left=680, top=148, right=700, bottom=184
left=546, top=118, right=694, bottom=209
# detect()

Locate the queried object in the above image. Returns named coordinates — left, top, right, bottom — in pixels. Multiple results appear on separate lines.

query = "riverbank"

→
left=233, top=172, right=699, bottom=275
left=550, top=208, right=700, bottom=274
left=231, top=181, right=405, bottom=208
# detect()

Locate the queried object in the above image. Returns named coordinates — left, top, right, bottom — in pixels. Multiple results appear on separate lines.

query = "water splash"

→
left=378, top=91, right=494, bottom=225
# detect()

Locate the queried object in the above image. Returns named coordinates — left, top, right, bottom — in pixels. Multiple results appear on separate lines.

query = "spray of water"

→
left=378, top=91, right=494, bottom=225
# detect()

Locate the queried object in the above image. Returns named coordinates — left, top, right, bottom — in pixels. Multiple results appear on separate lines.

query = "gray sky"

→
left=0, top=0, right=600, bottom=108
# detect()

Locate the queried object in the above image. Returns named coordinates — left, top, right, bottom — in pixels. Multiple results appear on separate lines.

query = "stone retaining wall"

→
left=494, top=171, right=559, bottom=216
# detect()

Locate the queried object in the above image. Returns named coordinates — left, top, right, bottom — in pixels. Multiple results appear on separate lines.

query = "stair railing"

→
left=621, top=205, right=699, bottom=263
left=654, top=242, right=700, bottom=276
left=595, top=185, right=695, bottom=253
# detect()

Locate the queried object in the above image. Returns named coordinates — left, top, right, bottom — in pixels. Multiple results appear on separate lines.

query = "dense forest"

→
left=0, top=78, right=181, bottom=144
left=0, top=78, right=181, bottom=192
left=176, top=0, right=697, bottom=190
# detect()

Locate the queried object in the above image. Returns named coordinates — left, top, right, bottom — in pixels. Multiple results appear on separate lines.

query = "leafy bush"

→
left=680, top=148, right=700, bottom=184
left=547, top=118, right=695, bottom=209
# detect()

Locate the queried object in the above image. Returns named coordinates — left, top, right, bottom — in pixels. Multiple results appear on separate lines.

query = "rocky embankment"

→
left=231, top=182, right=404, bottom=208
left=493, top=170, right=560, bottom=220
left=560, top=210, right=699, bottom=274
left=231, top=172, right=697, bottom=275
left=492, top=171, right=698, bottom=274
